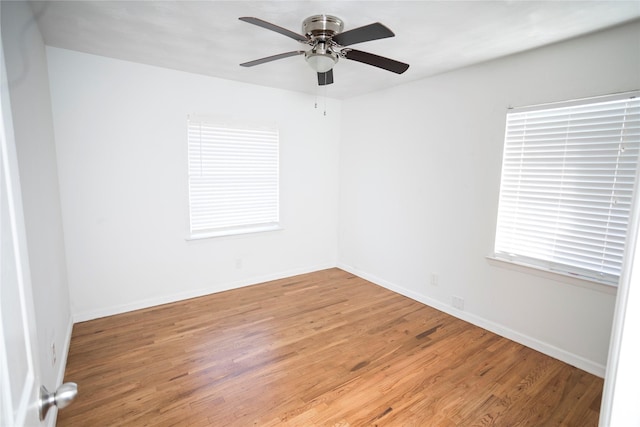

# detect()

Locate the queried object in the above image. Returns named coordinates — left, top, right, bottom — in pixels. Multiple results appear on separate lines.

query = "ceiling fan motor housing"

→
left=302, top=15, right=344, bottom=41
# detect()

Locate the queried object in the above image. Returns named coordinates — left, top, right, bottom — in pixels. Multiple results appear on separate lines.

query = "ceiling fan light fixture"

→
left=305, top=41, right=338, bottom=73
left=305, top=52, right=338, bottom=73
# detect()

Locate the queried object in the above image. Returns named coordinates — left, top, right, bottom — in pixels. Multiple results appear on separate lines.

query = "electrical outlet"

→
left=51, top=342, right=57, bottom=366
left=430, top=273, right=439, bottom=286
left=452, top=296, right=465, bottom=310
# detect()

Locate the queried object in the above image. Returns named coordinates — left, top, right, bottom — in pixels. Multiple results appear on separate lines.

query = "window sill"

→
left=486, top=255, right=617, bottom=295
left=186, top=224, right=282, bottom=241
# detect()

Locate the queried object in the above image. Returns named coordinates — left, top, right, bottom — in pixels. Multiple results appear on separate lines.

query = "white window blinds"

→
left=494, top=92, right=640, bottom=285
left=187, top=118, right=279, bottom=237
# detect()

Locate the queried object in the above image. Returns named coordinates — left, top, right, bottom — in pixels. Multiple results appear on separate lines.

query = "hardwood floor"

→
left=58, top=268, right=603, bottom=426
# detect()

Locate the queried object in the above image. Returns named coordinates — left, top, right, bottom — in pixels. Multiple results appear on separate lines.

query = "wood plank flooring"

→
left=58, top=268, right=603, bottom=426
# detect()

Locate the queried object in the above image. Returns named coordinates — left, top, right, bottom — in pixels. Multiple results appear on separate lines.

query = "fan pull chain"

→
left=313, top=86, right=327, bottom=117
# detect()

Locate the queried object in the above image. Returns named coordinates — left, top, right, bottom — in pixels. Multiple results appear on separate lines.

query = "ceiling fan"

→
left=239, top=15, right=410, bottom=86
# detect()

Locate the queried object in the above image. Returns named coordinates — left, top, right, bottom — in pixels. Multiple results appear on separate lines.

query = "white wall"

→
left=338, top=21, right=640, bottom=376
left=0, top=0, right=72, bottom=406
left=46, top=47, right=341, bottom=321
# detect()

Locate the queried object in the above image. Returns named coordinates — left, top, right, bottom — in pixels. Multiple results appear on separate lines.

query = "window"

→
left=493, top=92, right=640, bottom=285
left=187, top=117, right=280, bottom=238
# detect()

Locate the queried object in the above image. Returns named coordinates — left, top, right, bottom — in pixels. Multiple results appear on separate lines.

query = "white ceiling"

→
left=30, top=1, right=640, bottom=99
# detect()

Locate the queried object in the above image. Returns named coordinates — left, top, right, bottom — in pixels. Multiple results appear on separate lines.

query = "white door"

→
left=0, top=10, right=45, bottom=425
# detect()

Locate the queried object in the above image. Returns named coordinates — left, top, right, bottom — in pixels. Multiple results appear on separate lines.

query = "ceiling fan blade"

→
left=332, top=22, right=394, bottom=46
left=240, top=51, right=305, bottom=67
left=239, top=17, right=308, bottom=42
left=317, top=69, right=334, bottom=86
left=343, top=49, right=409, bottom=74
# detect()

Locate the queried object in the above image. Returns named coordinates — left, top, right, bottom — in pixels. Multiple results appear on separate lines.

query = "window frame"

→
left=492, top=91, right=640, bottom=287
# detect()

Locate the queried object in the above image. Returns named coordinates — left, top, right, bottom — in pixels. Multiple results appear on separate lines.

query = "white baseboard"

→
left=72, top=263, right=336, bottom=323
left=338, top=262, right=606, bottom=378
